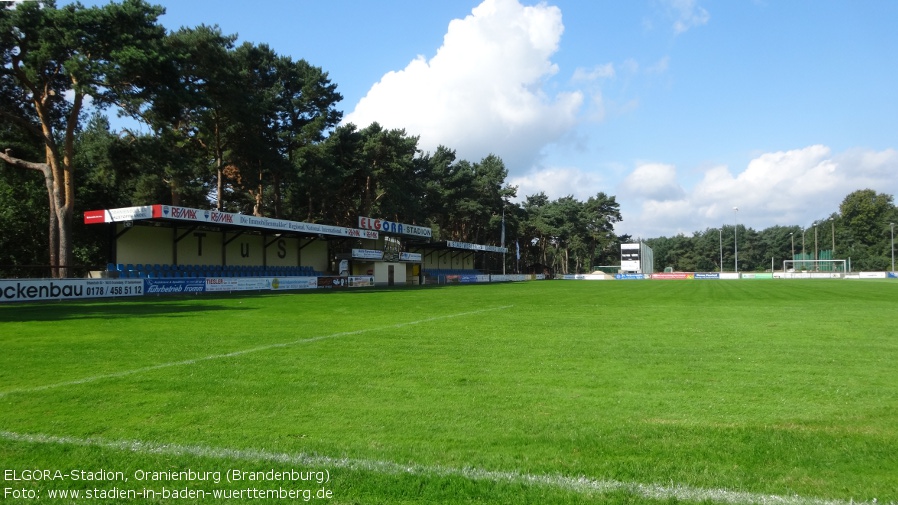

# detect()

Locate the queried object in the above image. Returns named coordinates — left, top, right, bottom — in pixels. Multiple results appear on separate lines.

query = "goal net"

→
left=783, top=259, right=847, bottom=273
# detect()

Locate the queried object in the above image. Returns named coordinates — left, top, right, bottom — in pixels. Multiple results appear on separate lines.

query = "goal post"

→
left=782, top=259, right=847, bottom=273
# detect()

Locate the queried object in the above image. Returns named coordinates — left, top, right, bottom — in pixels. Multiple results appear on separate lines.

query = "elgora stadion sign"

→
left=358, top=217, right=432, bottom=238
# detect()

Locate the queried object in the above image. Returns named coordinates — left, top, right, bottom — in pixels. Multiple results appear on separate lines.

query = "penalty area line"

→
left=0, top=430, right=884, bottom=505
left=0, top=305, right=513, bottom=398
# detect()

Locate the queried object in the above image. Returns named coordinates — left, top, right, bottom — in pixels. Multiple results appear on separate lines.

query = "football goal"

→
left=783, top=258, right=847, bottom=273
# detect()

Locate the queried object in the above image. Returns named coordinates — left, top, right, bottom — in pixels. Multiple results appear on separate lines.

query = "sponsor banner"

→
left=0, top=279, right=144, bottom=302
left=352, top=249, right=384, bottom=260
left=459, top=274, right=483, bottom=283
left=271, top=277, right=319, bottom=290
left=348, top=276, right=374, bottom=287
left=207, top=277, right=319, bottom=292
left=558, top=274, right=608, bottom=280
left=358, top=216, right=432, bottom=238
left=694, top=273, right=720, bottom=279
left=490, top=274, right=511, bottom=282
left=615, top=273, right=646, bottom=280
left=399, top=252, right=422, bottom=262
left=741, top=273, right=774, bottom=279
left=858, top=272, right=886, bottom=279
left=204, top=278, right=240, bottom=292
left=144, top=278, right=206, bottom=294
left=83, top=205, right=154, bottom=224
left=446, top=241, right=508, bottom=253
left=314, top=276, right=372, bottom=288
left=781, top=272, right=840, bottom=279
left=150, top=205, right=379, bottom=239
left=889, top=272, right=897, bottom=279
left=652, top=272, right=694, bottom=280
left=719, top=273, right=741, bottom=280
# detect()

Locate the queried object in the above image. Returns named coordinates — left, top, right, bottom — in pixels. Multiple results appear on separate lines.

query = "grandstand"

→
left=84, top=204, right=508, bottom=287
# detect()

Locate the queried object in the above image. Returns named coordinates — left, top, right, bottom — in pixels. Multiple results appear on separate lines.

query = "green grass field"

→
left=1, top=280, right=896, bottom=504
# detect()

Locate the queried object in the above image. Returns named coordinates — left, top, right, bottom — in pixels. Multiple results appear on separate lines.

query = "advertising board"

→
left=352, top=249, right=384, bottom=260
left=144, top=278, right=206, bottom=294
left=0, top=279, right=144, bottom=302
left=319, top=276, right=378, bottom=288
left=741, top=273, right=774, bottom=279
left=652, top=273, right=694, bottom=280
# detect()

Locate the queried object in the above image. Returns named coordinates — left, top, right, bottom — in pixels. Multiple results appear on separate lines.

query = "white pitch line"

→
left=0, top=305, right=513, bottom=398
left=0, top=430, right=887, bottom=505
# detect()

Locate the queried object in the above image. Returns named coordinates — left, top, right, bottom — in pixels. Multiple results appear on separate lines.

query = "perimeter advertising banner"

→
left=204, top=277, right=319, bottom=292
left=316, top=276, right=375, bottom=288
left=652, top=273, right=694, bottom=280
left=0, top=279, right=145, bottom=302
left=740, top=273, right=774, bottom=279
left=144, top=278, right=206, bottom=294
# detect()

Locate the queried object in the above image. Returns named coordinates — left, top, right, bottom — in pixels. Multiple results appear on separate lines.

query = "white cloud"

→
left=619, top=162, right=685, bottom=201
left=343, top=0, right=582, bottom=171
left=509, top=166, right=606, bottom=202
left=616, top=145, right=898, bottom=238
left=664, top=0, right=710, bottom=34
left=572, top=63, right=615, bottom=82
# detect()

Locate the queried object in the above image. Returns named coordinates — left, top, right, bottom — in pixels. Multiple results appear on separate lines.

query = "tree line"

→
left=647, top=189, right=898, bottom=273
left=0, top=0, right=624, bottom=278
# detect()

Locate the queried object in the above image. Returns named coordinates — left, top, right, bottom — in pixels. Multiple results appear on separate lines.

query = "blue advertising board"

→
left=144, top=278, right=206, bottom=294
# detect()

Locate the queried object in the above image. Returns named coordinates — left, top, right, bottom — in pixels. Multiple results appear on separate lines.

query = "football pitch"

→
left=1, top=280, right=896, bottom=504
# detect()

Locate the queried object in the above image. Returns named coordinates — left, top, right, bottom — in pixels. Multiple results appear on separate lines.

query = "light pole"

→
left=889, top=223, right=895, bottom=272
left=790, top=232, right=794, bottom=270
left=831, top=218, right=835, bottom=258
left=814, top=224, right=819, bottom=271
left=733, top=207, right=739, bottom=273
left=718, top=227, right=723, bottom=272
left=801, top=228, right=806, bottom=271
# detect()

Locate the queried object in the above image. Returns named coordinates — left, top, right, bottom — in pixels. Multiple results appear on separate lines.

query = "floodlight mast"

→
left=889, top=223, right=895, bottom=272
left=790, top=232, right=794, bottom=270
left=733, top=207, right=738, bottom=273
left=718, top=228, right=723, bottom=272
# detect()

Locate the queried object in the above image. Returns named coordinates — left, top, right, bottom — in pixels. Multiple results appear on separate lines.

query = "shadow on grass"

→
left=0, top=282, right=501, bottom=321
left=0, top=297, right=256, bottom=323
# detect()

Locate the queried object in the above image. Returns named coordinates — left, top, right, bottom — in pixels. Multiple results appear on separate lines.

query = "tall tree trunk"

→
left=272, top=171, right=282, bottom=219
left=254, top=163, right=263, bottom=217
left=170, top=177, right=182, bottom=206
left=0, top=150, right=60, bottom=277
left=48, top=199, right=58, bottom=278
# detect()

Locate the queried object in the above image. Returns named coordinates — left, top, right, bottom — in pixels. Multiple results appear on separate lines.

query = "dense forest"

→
left=1, top=1, right=896, bottom=278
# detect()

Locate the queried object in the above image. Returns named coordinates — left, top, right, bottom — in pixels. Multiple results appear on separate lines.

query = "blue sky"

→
left=74, top=0, right=898, bottom=238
